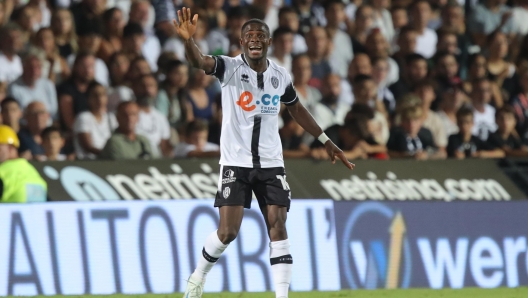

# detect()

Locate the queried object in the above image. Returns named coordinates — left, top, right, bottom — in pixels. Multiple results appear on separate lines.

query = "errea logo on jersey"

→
left=236, top=91, right=280, bottom=113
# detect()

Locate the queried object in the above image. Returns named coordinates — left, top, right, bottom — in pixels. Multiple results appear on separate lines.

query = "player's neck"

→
left=244, top=54, right=268, bottom=73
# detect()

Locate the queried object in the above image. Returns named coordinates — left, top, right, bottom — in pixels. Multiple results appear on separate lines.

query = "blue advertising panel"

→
left=334, top=201, right=528, bottom=289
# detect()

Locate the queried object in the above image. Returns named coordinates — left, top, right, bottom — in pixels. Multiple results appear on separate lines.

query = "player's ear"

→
left=240, top=37, right=243, bottom=47
left=268, top=37, right=272, bottom=46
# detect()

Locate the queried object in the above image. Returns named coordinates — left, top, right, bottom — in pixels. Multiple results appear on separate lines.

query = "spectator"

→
left=101, top=101, right=153, bottom=160
left=68, top=23, right=109, bottom=86
left=486, top=31, right=519, bottom=98
left=390, top=53, right=429, bottom=101
left=511, top=68, right=528, bottom=141
left=468, top=0, right=514, bottom=47
left=412, top=81, right=448, bottom=151
left=435, top=29, right=466, bottom=75
left=292, top=54, right=322, bottom=113
left=372, top=57, right=396, bottom=114
left=470, top=78, right=498, bottom=141
left=324, top=0, right=354, bottom=79
left=292, top=0, right=325, bottom=36
left=1, top=98, right=22, bottom=133
left=187, top=68, right=216, bottom=122
left=388, top=105, right=442, bottom=159
left=17, top=101, right=49, bottom=160
left=441, top=3, right=466, bottom=36
left=0, top=24, right=24, bottom=83
left=39, top=126, right=67, bottom=161
left=433, top=52, right=461, bottom=102
left=339, top=53, right=372, bottom=106
left=70, top=0, right=106, bottom=36
left=349, top=5, right=374, bottom=54
left=253, top=0, right=279, bottom=33
left=156, top=60, right=192, bottom=132
left=279, top=109, right=310, bottom=158
left=133, top=74, right=172, bottom=158
left=98, top=7, right=125, bottom=63
left=200, top=0, right=227, bottom=31
left=365, top=30, right=399, bottom=87
left=392, top=26, right=418, bottom=74
left=206, top=6, right=250, bottom=56
left=269, top=27, right=294, bottom=74
left=391, top=6, right=408, bottom=31
left=371, top=0, right=395, bottom=43
left=447, top=107, right=504, bottom=159
left=463, top=54, right=503, bottom=107
left=7, top=54, right=58, bottom=120
left=50, top=8, right=78, bottom=59
left=352, top=75, right=390, bottom=145
left=57, top=52, right=95, bottom=131
left=128, top=0, right=161, bottom=71
left=306, top=26, right=332, bottom=89
left=174, top=119, right=220, bottom=158
left=12, top=5, right=37, bottom=46
left=121, top=22, right=148, bottom=65
left=438, top=85, right=466, bottom=137
left=410, top=0, right=437, bottom=59
left=312, top=73, right=349, bottom=131
left=73, top=82, right=117, bottom=159
left=125, top=56, right=151, bottom=86
left=33, top=28, right=70, bottom=84
left=487, top=105, right=528, bottom=156
left=107, top=52, right=135, bottom=113
left=278, top=7, right=307, bottom=54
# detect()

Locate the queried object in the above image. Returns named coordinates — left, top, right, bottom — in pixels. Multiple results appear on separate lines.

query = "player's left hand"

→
left=324, top=141, right=355, bottom=170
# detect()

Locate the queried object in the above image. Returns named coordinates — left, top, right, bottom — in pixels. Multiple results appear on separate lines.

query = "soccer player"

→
left=174, top=8, right=354, bottom=298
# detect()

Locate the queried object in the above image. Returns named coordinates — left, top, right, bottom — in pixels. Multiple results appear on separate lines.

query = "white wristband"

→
left=318, top=133, right=330, bottom=144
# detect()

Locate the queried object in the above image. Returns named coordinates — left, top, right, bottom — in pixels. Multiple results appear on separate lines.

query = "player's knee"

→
left=269, top=226, right=288, bottom=242
left=218, top=227, right=239, bottom=244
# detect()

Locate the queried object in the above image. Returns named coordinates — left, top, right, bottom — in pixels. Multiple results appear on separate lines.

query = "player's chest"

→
left=233, top=71, right=283, bottom=115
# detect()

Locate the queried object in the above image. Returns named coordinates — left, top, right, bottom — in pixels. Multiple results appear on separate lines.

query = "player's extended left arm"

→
left=286, top=101, right=354, bottom=170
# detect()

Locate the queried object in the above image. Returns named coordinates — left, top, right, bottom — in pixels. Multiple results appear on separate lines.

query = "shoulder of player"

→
left=267, top=59, right=288, bottom=79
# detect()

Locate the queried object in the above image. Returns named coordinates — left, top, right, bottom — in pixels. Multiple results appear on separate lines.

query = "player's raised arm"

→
left=173, top=7, right=216, bottom=74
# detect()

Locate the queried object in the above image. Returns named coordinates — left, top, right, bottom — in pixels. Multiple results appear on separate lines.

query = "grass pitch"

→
left=13, top=288, right=528, bottom=298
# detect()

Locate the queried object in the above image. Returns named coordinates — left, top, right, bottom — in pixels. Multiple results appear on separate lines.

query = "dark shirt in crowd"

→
left=17, top=128, right=44, bottom=156
left=56, top=79, right=90, bottom=128
left=309, top=60, right=332, bottom=89
left=447, top=133, right=488, bottom=157
left=389, top=78, right=411, bottom=102
left=387, top=127, right=436, bottom=154
left=486, top=132, right=523, bottom=150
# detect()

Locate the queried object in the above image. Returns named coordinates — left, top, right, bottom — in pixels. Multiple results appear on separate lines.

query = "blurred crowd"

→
left=1, top=0, right=528, bottom=161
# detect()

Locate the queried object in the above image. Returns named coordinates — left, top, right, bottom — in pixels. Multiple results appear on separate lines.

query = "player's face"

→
left=241, top=23, right=271, bottom=61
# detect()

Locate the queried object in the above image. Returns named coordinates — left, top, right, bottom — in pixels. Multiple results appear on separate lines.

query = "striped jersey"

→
left=208, top=54, right=298, bottom=168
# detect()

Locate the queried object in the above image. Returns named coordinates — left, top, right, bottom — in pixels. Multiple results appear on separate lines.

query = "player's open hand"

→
left=324, top=141, right=355, bottom=170
left=173, top=7, right=198, bottom=41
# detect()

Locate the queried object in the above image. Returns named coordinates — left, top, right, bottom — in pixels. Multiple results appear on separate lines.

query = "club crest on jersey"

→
left=222, top=169, right=236, bottom=184
left=223, top=187, right=231, bottom=199
left=271, top=76, right=279, bottom=89
left=237, top=91, right=280, bottom=114
left=241, top=73, right=249, bottom=83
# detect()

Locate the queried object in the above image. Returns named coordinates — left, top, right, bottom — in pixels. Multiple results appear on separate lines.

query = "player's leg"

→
left=254, top=168, right=293, bottom=298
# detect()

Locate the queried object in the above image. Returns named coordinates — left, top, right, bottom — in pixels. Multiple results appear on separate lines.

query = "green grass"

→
left=10, top=288, right=528, bottom=298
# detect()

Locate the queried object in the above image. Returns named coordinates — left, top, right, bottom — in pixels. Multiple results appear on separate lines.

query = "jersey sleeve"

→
left=280, top=74, right=299, bottom=106
left=205, top=55, right=231, bottom=83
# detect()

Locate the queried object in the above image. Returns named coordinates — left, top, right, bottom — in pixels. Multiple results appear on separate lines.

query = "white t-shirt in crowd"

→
left=339, top=79, right=354, bottom=106
left=329, top=30, right=354, bottom=79
left=438, top=111, right=459, bottom=137
left=0, top=54, right=22, bottom=83
left=67, top=55, right=109, bottom=86
left=268, top=54, right=292, bottom=76
left=510, top=7, right=528, bottom=35
left=415, top=28, right=438, bottom=59
left=312, top=101, right=351, bottom=132
left=292, top=34, right=308, bottom=55
left=143, top=35, right=161, bottom=72
left=136, top=107, right=171, bottom=158
left=73, top=111, right=118, bottom=159
left=472, top=104, right=497, bottom=141
left=173, top=141, right=220, bottom=157
left=264, top=7, right=279, bottom=34
left=208, top=54, right=299, bottom=168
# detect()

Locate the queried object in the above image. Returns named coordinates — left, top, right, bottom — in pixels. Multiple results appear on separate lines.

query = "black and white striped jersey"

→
left=207, top=54, right=298, bottom=168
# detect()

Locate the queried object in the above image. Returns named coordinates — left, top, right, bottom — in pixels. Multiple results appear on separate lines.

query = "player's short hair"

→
left=495, top=105, right=516, bottom=119
left=405, top=53, right=427, bottom=66
left=323, top=0, right=346, bottom=10
left=185, top=119, right=209, bottom=136
left=272, top=26, right=294, bottom=40
left=400, top=105, right=423, bottom=120
left=241, top=19, right=270, bottom=36
left=278, top=6, right=297, bottom=18
left=41, top=126, right=62, bottom=139
left=123, top=22, right=144, bottom=38
left=456, top=106, right=474, bottom=121
left=0, top=97, right=20, bottom=110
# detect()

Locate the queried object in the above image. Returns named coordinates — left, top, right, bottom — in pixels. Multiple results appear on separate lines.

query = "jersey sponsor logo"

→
left=241, top=73, right=249, bottom=83
left=222, top=169, right=236, bottom=184
left=236, top=91, right=280, bottom=113
left=223, top=186, right=231, bottom=199
left=271, top=76, right=279, bottom=89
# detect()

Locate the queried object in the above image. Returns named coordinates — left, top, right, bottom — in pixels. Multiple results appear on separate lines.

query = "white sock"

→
left=270, top=239, right=293, bottom=298
left=191, top=230, right=228, bottom=281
